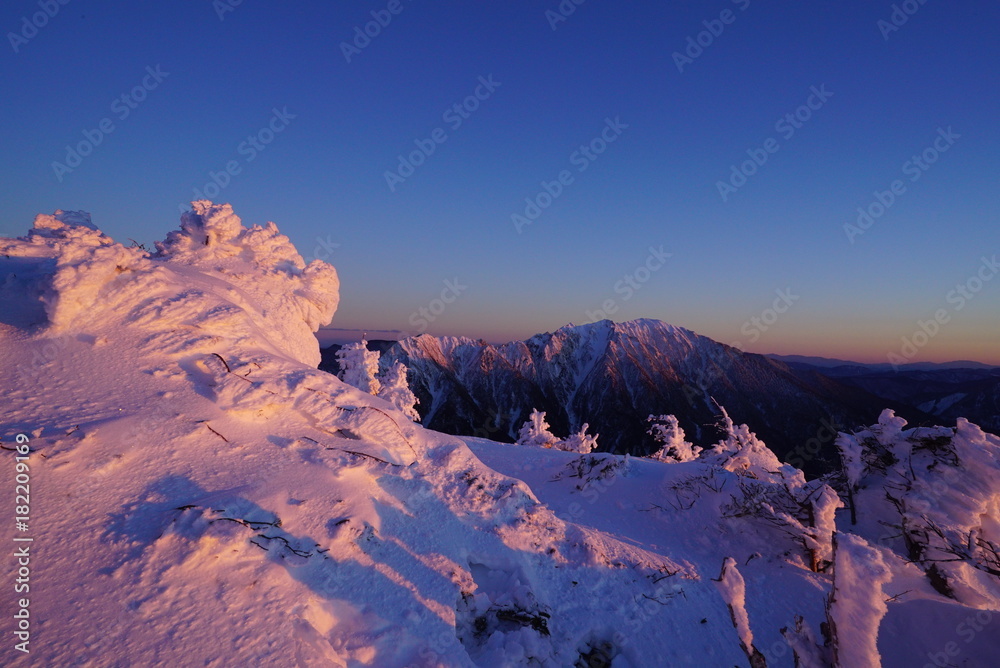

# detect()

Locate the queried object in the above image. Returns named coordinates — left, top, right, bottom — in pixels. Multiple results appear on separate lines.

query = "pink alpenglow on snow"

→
left=1, top=204, right=999, bottom=666
left=827, top=533, right=893, bottom=668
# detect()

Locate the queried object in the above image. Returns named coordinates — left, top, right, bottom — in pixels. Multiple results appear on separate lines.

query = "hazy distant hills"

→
left=763, top=354, right=1000, bottom=433
left=766, top=353, right=998, bottom=372
left=323, top=319, right=943, bottom=471
left=800, top=368, right=999, bottom=434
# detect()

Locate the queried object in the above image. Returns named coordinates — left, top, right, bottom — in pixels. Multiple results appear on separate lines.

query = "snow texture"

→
left=1, top=204, right=998, bottom=667
left=558, top=422, right=599, bottom=454
left=834, top=430, right=865, bottom=490
left=715, top=557, right=766, bottom=667
left=337, top=337, right=382, bottom=395
left=377, top=360, right=420, bottom=421
left=647, top=414, right=701, bottom=462
left=516, top=409, right=560, bottom=449
left=828, top=533, right=892, bottom=668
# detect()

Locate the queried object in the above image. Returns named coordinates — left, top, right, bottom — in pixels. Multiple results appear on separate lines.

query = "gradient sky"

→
left=2, top=1, right=998, bottom=364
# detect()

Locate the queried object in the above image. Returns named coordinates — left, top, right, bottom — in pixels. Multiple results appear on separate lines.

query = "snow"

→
left=516, top=410, right=598, bottom=453
left=153, top=200, right=340, bottom=367
left=779, top=615, right=828, bottom=668
left=337, top=337, right=382, bottom=395
left=559, top=423, right=599, bottom=454
left=874, top=408, right=908, bottom=449
left=917, top=392, right=968, bottom=415
left=704, top=402, right=788, bottom=479
left=715, top=557, right=763, bottom=665
left=516, top=409, right=560, bottom=449
left=2, top=203, right=999, bottom=667
left=647, top=414, right=701, bottom=462
left=834, top=430, right=865, bottom=490
left=837, top=410, right=1000, bottom=610
left=808, top=486, right=842, bottom=569
left=377, top=360, right=421, bottom=421
left=828, top=533, right=892, bottom=668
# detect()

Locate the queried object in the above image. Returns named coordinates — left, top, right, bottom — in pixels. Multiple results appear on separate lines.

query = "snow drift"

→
left=3, top=202, right=339, bottom=367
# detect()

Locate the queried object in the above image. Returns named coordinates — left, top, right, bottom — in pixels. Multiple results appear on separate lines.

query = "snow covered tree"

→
left=336, top=337, right=381, bottom=395
left=834, top=430, right=865, bottom=491
left=834, top=428, right=865, bottom=525
left=709, top=401, right=842, bottom=572
left=836, top=413, right=1000, bottom=602
left=647, top=414, right=701, bottom=462
left=714, top=557, right=767, bottom=668
left=704, top=401, right=783, bottom=478
left=515, top=412, right=597, bottom=452
left=377, top=360, right=420, bottom=421
left=826, top=533, right=893, bottom=668
left=796, top=485, right=842, bottom=572
left=516, top=409, right=560, bottom=449
left=725, top=474, right=842, bottom=574
left=558, top=423, right=598, bottom=454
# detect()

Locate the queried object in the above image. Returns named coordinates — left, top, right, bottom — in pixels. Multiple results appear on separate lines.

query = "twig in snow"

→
left=203, top=422, right=230, bottom=443
left=639, top=504, right=669, bottom=513
left=326, top=447, right=402, bottom=467
left=884, top=589, right=912, bottom=603
left=210, top=352, right=231, bottom=373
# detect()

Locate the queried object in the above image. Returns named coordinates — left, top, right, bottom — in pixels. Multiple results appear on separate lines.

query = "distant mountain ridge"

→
left=766, top=353, right=998, bottom=372
left=336, top=319, right=929, bottom=471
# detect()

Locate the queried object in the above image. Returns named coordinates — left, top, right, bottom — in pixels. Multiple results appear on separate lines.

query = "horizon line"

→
left=316, top=323, right=1000, bottom=369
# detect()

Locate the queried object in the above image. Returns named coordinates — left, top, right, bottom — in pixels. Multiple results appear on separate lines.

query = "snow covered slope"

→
left=1, top=204, right=998, bottom=667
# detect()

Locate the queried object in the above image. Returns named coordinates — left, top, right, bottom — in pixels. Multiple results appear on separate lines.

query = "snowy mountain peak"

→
left=540, top=318, right=711, bottom=362
left=380, top=317, right=916, bottom=461
left=547, top=317, right=695, bottom=342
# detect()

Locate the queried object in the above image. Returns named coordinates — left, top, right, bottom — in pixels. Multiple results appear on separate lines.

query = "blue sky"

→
left=2, top=0, right=998, bottom=363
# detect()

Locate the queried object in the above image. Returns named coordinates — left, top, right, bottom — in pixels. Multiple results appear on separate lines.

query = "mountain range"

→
left=323, top=319, right=949, bottom=472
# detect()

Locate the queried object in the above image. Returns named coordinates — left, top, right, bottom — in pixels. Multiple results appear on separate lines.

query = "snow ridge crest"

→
left=2, top=201, right=339, bottom=366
